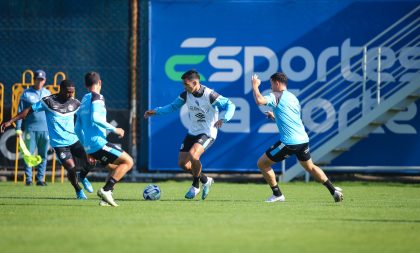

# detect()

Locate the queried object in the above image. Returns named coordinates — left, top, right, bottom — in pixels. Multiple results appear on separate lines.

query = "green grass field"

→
left=1, top=181, right=420, bottom=253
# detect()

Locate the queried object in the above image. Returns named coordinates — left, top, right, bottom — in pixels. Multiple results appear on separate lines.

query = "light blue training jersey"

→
left=264, top=90, right=309, bottom=145
left=16, top=87, right=51, bottom=131
left=31, top=95, right=80, bottom=147
left=75, top=92, right=116, bottom=154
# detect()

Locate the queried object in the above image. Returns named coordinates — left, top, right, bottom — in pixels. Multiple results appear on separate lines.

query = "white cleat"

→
left=185, top=186, right=200, bottom=199
left=97, top=188, right=119, bottom=207
left=99, top=200, right=111, bottom=207
left=333, top=187, right=344, bottom=202
left=265, top=195, right=286, bottom=203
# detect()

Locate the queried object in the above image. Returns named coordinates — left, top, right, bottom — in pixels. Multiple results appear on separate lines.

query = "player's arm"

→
left=74, top=112, right=85, bottom=145
left=0, top=106, right=34, bottom=133
left=210, top=92, right=236, bottom=128
left=144, top=92, right=186, bottom=118
left=15, top=93, right=25, bottom=134
left=91, top=101, right=124, bottom=138
left=252, top=74, right=268, bottom=105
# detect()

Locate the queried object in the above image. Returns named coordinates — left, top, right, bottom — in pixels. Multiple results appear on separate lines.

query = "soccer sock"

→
left=67, top=169, right=82, bottom=191
left=79, top=162, right=95, bottom=179
left=199, top=173, right=208, bottom=184
left=323, top=179, right=336, bottom=195
left=271, top=185, right=282, bottom=197
left=192, top=176, right=200, bottom=188
left=103, top=177, right=117, bottom=192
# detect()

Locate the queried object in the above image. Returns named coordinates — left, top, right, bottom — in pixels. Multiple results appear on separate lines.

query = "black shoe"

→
left=36, top=181, right=47, bottom=186
left=25, top=181, right=33, bottom=186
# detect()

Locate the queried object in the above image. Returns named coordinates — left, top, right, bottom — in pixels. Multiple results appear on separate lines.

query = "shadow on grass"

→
left=118, top=198, right=259, bottom=203
left=0, top=196, right=76, bottom=201
left=328, top=218, right=420, bottom=224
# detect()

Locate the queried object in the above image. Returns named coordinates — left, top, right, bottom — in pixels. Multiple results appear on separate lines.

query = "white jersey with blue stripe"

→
left=31, top=95, right=80, bottom=148
left=264, top=90, right=309, bottom=145
left=75, top=92, right=116, bottom=154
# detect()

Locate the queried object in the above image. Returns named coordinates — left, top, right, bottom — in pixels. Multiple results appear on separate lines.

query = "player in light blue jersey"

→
left=144, top=70, right=236, bottom=200
left=252, top=72, right=343, bottom=203
left=75, top=72, right=133, bottom=207
left=1, top=80, right=94, bottom=199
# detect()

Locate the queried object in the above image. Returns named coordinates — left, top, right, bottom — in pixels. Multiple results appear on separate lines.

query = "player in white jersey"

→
left=252, top=72, right=343, bottom=203
left=144, top=70, right=236, bottom=200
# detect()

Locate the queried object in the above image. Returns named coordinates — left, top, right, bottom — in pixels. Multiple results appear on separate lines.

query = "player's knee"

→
left=257, top=158, right=269, bottom=171
left=177, top=160, right=188, bottom=170
left=125, top=156, right=134, bottom=170
left=189, top=153, right=201, bottom=162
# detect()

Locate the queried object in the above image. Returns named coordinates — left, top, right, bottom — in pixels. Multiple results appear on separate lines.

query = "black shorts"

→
left=89, top=143, right=124, bottom=166
left=265, top=141, right=311, bottom=162
left=180, top=134, right=215, bottom=152
left=54, top=141, right=89, bottom=169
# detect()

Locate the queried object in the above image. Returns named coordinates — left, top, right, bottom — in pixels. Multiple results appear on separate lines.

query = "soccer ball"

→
left=143, top=184, right=161, bottom=200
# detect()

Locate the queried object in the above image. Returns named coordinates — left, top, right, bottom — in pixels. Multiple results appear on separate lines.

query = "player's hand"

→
left=0, top=121, right=12, bottom=133
left=115, top=128, right=125, bottom=138
left=214, top=119, right=224, bottom=128
left=144, top=110, right=156, bottom=119
left=265, top=111, right=275, bottom=121
left=251, top=74, right=261, bottom=88
left=87, top=155, right=96, bottom=165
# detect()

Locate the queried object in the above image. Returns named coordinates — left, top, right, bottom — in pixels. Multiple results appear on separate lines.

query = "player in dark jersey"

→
left=1, top=80, right=94, bottom=199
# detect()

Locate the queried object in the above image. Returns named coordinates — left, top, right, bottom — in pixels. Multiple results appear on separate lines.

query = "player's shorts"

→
left=265, top=141, right=311, bottom=162
left=53, top=141, right=89, bottom=169
left=180, top=133, right=215, bottom=152
left=89, top=143, right=124, bottom=166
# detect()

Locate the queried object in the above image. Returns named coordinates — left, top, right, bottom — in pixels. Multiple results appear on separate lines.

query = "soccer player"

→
left=1, top=80, right=94, bottom=199
left=144, top=69, right=236, bottom=200
left=75, top=72, right=133, bottom=207
left=16, top=70, right=51, bottom=186
left=251, top=72, right=343, bottom=203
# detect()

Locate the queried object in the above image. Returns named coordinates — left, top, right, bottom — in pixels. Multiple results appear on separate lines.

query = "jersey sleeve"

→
left=154, top=92, right=186, bottom=115
left=74, top=112, right=85, bottom=145
left=212, top=95, right=236, bottom=122
left=91, top=94, right=116, bottom=133
left=263, top=93, right=277, bottom=108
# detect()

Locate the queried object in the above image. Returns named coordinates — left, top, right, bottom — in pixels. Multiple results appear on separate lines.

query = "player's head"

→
left=84, top=72, right=101, bottom=89
left=270, top=72, right=288, bottom=91
left=181, top=70, right=200, bottom=93
left=59, top=80, right=75, bottom=99
left=33, top=70, right=46, bottom=88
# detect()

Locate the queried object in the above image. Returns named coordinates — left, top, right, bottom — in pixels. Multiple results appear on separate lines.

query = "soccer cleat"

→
left=333, top=187, right=344, bottom=202
left=265, top=195, right=286, bottom=203
left=201, top=177, right=214, bottom=200
left=185, top=186, right=200, bottom=199
left=77, top=172, right=93, bottom=193
left=97, top=188, right=119, bottom=207
left=76, top=189, right=87, bottom=200
left=99, top=200, right=111, bottom=207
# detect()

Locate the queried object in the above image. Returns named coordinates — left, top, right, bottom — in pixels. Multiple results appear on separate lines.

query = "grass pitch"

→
left=1, top=181, right=420, bottom=253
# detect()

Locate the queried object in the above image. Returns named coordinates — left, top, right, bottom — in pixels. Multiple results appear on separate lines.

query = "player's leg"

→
left=91, top=143, right=133, bottom=207
left=296, top=144, right=343, bottom=202
left=70, top=141, right=94, bottom=193
left=35, top=131, right=49, bottom=186
left=178, top=152, right=192, bottom=172
left=54, top=145, right=86, bottom=199
left=23, top=131, right=36, bottom=186
left=186, top=135, right=215, bottom=200
left=258, top=141, right=288, bottom=202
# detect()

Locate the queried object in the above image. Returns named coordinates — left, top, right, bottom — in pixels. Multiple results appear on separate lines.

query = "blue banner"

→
left=149, top=0, right=420, bottom=172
